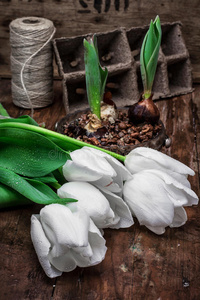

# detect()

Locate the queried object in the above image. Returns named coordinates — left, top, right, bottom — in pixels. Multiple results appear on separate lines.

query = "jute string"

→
left=9, top=17, right=56, bottom=116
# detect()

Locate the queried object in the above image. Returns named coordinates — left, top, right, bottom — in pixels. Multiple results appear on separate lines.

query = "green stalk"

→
left=49, top=182, right=62, bottom=190
left=0, top=122, right=126, bottom=163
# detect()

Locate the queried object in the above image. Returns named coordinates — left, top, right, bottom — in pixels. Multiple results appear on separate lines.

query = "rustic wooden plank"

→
left=1, top=0, right=200, bottom=81
left=0, top=78, right=21, bottom=118
left=191, top=84, right=200, bottom=198
left=0, top=204, right=57, bottom=300
left=157, top=93, right=199, bottom=193
left=0, top=79, right=199, bottom=299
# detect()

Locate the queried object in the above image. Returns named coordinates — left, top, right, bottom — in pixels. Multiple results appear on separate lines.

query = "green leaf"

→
left=0, top=103, right=10, bottom=117
left=29, top=173, right=58, bottom=184
left=84, top=35, right=108, bottom=119
left=84, top=37, right=101, bottom=119
left=140, top=16, right=162, bottom=98
left=144, top=20, right=157, bottom=67
left=0, top=167, right=77, bottom=206
left=0, top=115, right=38, bottom=126
left=140, top=33, right=148, bottom=93
left=93, top=35, right=108, bottom=97
left=0, top=127, right=70, bottom=177
left=0, top=182, right=31, bottom=209
left=52, top=168, right=67, bottom=186
left=99, top=66, right=108, bottom=100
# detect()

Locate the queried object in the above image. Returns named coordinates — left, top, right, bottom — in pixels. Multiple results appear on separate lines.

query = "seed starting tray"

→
left=53, top=22, right=193, bottom=114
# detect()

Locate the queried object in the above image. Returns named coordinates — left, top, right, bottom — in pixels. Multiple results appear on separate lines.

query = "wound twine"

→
left=9, top=17, right=56, bottom=115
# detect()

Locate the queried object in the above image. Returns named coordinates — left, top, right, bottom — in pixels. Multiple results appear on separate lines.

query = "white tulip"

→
left=63, top=147, right=131, bottom=195
left=31, top=203, right=107, bottom=278
left=57, top=181, right=133, bottom=229
left=123, top=169, right=198, bottom=235
left=125, top=147, right=195, bottom=179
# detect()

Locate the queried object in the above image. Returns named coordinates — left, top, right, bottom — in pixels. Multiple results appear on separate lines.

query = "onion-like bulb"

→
left=128, top=94, right=160, bottom=125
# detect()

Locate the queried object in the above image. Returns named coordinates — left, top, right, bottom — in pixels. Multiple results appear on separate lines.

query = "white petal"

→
left=166, top=171, right=191, bottom=188
left=81, top=146, right=131, bottom=192
left=98, top=186, right=134, bottom=229
left=146, top=169, right=199, bottom=207
left=72, top=219, right=107, bottom=267
left=73, top=242, right=93, bottom=258
left=49, top=249, right=77, bottom=272
left=145, top=225, right=166, bottom=235
left=170, top=207, right=187, bottom=228
left=93, top=175, right=121, bottom=192
left=63, top=147, right=120, bottom=189
left=123, top=173, right=174, bottom=229
left=40, top=204, right=90, bottom=257
left=125, top=147, right=195, bottom=176
left=58, top=182, right=115, bottom=228
left=30, top=215, right=62, bottom=278
left=86, top=219, right=107, bottom=266
left=83, top=146, right=132, bottom=182
left=64, top=146, right=131, bottom=191
left=70, top=147, right=117, bottom=178
left=63, top=160, right=102, bottom=182
left=52, top=219, right=107, bottom=269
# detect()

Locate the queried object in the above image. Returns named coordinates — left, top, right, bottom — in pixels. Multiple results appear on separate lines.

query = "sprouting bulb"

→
left=128, top=94, right=160, bottom=125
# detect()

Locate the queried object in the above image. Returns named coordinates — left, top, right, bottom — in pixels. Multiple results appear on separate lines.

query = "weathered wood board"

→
left=0, top=78, right=200, bottom=299
left=1, top=0, right=200, bottom=82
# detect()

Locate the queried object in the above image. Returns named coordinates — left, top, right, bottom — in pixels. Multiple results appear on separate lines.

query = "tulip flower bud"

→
left=31, top=203, right=107, bottom=278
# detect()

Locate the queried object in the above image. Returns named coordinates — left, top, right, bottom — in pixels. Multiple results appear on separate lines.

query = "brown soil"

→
left=62, top=109, right=162, bottom=152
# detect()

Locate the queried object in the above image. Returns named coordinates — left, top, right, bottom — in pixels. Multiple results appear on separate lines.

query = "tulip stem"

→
left=50, top=182, right=62, bottom=190
left=0, top=122, right=126, bottom=163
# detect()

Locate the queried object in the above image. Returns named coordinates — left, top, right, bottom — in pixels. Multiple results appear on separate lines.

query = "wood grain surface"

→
left=0, top=78, right=200, bottom=300
left=1, top=0, right=200, bottom=82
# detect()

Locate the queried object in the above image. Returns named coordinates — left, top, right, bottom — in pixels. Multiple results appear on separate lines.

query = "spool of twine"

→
left=9, top=17, right=56, bottom=113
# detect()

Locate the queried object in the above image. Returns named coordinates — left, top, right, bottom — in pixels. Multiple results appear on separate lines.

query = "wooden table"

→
left=0, top=79, right=200, bottom=300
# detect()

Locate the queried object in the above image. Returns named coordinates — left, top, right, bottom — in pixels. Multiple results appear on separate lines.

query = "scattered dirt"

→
left=62, top=109, right=162, bottom=152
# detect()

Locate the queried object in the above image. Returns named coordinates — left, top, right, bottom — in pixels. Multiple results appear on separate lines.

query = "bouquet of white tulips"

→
left=30, top=145, right=198, bottom=278
left=0, top=102, right=198, bottom=277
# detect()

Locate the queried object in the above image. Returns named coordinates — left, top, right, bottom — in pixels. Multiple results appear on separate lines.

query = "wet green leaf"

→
left=0, top=182, right=31, bottom=209
left=0, top=127, right=70, bottom=177
left=0, top=167, right=77, bottom=206
left=29, top=173, right=58, bottom=184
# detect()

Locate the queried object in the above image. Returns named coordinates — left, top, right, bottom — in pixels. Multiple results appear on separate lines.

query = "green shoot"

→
left=140, top=16, right=162, bottom=99
left=84, top=34, right=108, bottom=119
